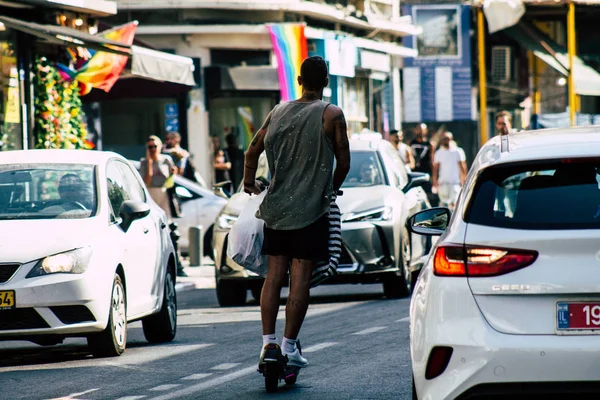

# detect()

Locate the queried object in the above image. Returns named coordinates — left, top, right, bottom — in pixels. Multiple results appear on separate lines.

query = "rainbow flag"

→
left=266, top=24, right=308, bottom=102
left=56, top=22, right=137, bottom=95
left=237, top=107, right=254, bottom=149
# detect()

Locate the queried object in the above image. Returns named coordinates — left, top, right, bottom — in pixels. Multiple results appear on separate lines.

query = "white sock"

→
left=282, top=337, right=297, bottom=354
left=262, top=334, right=277, bottom=347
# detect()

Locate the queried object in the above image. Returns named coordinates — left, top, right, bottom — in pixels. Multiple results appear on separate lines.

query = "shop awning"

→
left=0, top=15, right=130, bottom=55
left=0, top=16, right=196, bottom=87
left=504, top=21, right=600, bottom=96
left=128, top=45, right=196, bottom=86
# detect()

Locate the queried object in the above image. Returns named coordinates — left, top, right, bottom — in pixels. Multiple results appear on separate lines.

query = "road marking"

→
left=115, top=397, right=147, bottom=400
left=147, top=366, right=257, bottom=400
left=119, top=344, right=214, bottom=365
left=149, top=385, right=181, bottom=391
left=210, top=363, right=240, bottom=370
left=396, top=317, right=410, bottom=322
left=47, top=388, right=100, bottom=399
left=181, top=373, right=213, bottom=380
left=302, top=342, right=338, bottom=353
left=352, top=326, right=387, bottom=335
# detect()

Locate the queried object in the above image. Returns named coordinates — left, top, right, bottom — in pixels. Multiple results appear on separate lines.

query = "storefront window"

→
left=209, top=96, right=275, bottom=151
left=342, top=77, right=368, bottom=134
left=0, top=30, right=22, bottom=151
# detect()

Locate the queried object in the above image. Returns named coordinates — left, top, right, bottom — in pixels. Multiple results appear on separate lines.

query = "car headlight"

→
left=342, top=207, right=393, bottom=223
left=26, top=247, right=93, bottom=278
left=217, top=214, right=238, bottom=230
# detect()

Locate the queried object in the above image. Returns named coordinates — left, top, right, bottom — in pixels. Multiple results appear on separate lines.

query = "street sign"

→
left=165, top=118, right=179, bottom=132
left=165, top=103, right=178, bottom=118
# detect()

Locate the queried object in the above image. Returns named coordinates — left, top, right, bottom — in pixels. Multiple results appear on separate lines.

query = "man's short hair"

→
left=167, top=132, right=181, bottom=140
left=495, top=111, right=512, bottom=123
left=390, top=129, right=399, bottom=135
left=225, top=133, right=237, bottom=146
left=300, top=56, right=328, bottom=90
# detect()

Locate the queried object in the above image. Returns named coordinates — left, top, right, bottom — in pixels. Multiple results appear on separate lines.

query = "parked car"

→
left=130, top=160, right=227, bottom=257
left=0, top=150, right=177, bottom=357
left=408, top=127, right=600, bottom=399
left=212, top=133, right=432, bottom=306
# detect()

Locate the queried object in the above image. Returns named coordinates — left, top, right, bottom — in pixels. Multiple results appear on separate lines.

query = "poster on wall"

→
left=402, top=4, right=473, bottom=123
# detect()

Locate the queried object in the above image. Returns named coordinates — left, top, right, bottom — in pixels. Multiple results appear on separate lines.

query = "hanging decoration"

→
left=55, top=22, right=137, bottom=95
left=266, top=24, right=308, bottom=102
left=33, top=57, right=94, bottom=149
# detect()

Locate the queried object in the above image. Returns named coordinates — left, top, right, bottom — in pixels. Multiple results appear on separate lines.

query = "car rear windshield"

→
left=465, top=159, right=600, bottom=230
left=0, top=164, right=97, bottom=220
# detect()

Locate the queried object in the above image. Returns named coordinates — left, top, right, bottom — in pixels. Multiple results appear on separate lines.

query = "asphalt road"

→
left=0, top=283, right=413, bottom=400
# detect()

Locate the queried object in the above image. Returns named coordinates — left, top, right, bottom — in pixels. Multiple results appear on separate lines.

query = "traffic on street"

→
left=3, top=0, right=600, bottom=399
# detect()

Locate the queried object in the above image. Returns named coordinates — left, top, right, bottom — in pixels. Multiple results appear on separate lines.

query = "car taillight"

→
left=433, top=244, right=538, bottom=277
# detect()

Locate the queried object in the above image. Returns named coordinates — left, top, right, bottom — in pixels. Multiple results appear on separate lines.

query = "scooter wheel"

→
left=264, top=363, right=279, bottom=393
left=284, top=367, right=299, bottom=385
left=284, top=375, right=297, bottom=385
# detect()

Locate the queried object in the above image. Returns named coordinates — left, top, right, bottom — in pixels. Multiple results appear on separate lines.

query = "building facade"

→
left=101, top=0, right=421, bottom=186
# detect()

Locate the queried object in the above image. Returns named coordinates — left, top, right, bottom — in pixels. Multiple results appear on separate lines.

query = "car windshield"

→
left=342, top=151, right=385, bottom=188
left=466, top=159, right=600, bottom=230
left=0, top=164, right=97, bottom=220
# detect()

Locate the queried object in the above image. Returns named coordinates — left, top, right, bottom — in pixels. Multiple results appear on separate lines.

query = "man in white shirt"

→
left=388, top=129, right=415, bottom=171
left=432, top=132, right=467, bottom=210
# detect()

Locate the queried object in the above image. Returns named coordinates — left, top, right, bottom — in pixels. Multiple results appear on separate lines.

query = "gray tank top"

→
left=257, top=100, right=334, bottom=230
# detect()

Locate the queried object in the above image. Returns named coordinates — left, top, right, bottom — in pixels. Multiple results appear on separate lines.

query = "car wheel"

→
left=217, top=279, right=247, bottom=307
left=142, top=270, right=177, bottom=343
left=250, top=282, right=264, bottom=301
left=88, top=274, right=127, bottom=357
left=382, top=231, right=412, bottom=299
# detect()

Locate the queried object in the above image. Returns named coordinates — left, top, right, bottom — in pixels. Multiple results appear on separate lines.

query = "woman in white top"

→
left=140, top=135, right=177, bottom=219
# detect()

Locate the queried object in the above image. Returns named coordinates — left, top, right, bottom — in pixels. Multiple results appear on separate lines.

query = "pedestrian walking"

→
left=212, top=135, right=232, bottom=194
left=243, top=56, right=351, bottom=370
left=495, top=110, right=512, bottom=136
left=225, top=132, right=245, bottom=191
left=410, top=123, right=437, bottom=205
left=140, top=135, right=177, bottom=219
left=432, top=132, right=467, bottom=210
left=388, top=129, right=415, bottom=170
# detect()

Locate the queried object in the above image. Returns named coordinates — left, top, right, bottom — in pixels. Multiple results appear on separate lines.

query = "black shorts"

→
left=262, top=214, right=329, bottom=262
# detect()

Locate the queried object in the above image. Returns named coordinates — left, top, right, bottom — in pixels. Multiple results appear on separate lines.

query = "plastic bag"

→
left=226, top=190, right=268, bottom=277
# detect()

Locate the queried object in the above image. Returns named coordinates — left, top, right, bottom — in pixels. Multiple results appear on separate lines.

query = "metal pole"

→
left=477, top=8, right=488, bottom=144
left=567, top=1, right=576, bottom=126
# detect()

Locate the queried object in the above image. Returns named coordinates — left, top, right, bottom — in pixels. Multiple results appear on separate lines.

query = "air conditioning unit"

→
left=491, top=46, right=512, bottom=83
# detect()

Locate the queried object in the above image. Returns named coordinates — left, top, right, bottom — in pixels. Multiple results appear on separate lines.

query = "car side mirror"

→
left=175, top=185, right=193, bottom=199
left=403, top=172, right=430, bottom=193
left=407, top=207, right=451, bottom=236
left=119, top=200, right=150, bottom=232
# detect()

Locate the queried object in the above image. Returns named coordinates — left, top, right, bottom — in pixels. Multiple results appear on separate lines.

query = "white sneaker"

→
left=283, top=347, right=308, bottom=368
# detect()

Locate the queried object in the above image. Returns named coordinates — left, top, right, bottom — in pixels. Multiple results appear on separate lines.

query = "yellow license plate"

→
left=0, top=290, right=15, bottom=309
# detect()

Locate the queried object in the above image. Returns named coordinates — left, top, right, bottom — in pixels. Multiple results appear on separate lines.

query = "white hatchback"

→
left=408, top=127, right=600, bottom=399
left=0, top=150, right=177, bottom=357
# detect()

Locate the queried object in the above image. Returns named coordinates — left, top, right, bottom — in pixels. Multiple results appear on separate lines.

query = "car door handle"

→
left=160, top=222, right=167, bottom=230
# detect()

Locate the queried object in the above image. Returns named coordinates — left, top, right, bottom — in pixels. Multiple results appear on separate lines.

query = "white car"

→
left=0, top=150, right=177, bottom=357
left=408, top=127, right=600, bottom=399
left=130, top=160, right=227, bottom=257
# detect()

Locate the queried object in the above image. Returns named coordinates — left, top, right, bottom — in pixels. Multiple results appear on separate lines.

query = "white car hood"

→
left=0, top=218, right=102, bottom=263
left=337, top=186, right=393, bottom=214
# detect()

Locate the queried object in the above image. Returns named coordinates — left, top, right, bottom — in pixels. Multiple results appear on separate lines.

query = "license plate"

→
left=0, top=290, right=15, bottom=309
left=557, top=301, right=600, bottom=330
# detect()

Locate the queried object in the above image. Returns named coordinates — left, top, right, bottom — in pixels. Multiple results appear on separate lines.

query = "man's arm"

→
left=243, top=111, right=272, bottom=194
left=459, top=161, right=468, bottom=185
left=324, top=105, right=351, bottom=192
left=406, top=148, right=416, bottom=169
